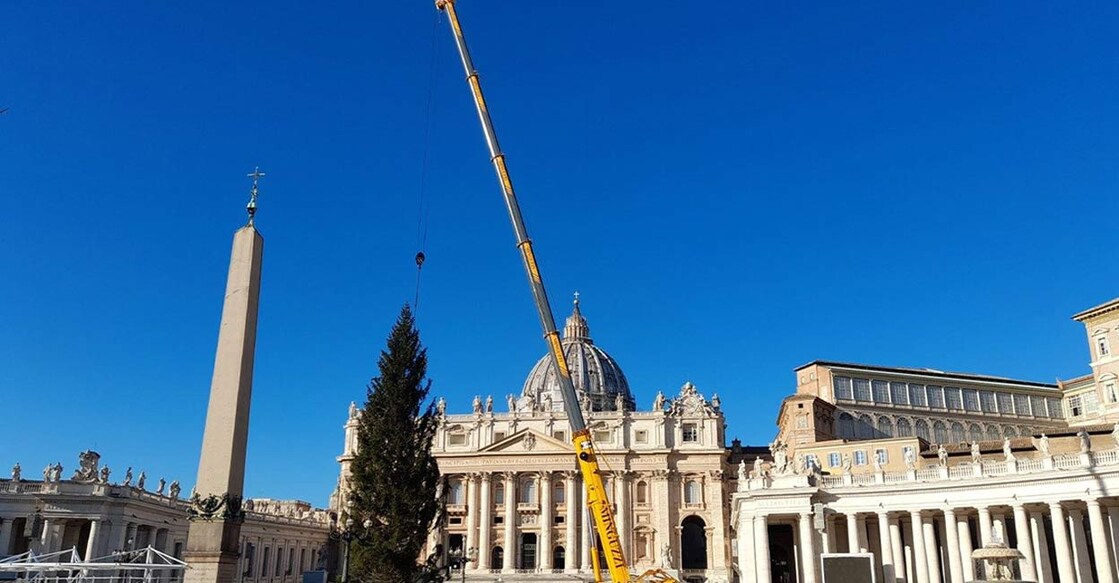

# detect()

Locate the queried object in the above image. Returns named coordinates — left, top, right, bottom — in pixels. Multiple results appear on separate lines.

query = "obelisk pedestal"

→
left=184, top=223, right=264, bottom=583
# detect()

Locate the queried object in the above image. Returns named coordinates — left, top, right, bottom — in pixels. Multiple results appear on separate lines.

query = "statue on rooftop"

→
left=472, top=395, right=482, bottom=415
left=123, top=467, right=133, bottom=487
left=43, top=464, right=52, bottom=483
left=653, top=391, right=666, bottom=412
left=156, top=478, right=166, bottom=495
left=348, top=401, right=358, bottom=419
left=137, top=471, right=147, bottom=490
left=971, top=441, right=982, bottom=464
left=841, top=453, right=853, bottom=474
left=1078, top=428, right=1092, bottom=453
left=100, top=466, right=111, bottom=484
left=711, top=393, right=721, bottom=411
left=737, top=460, right=747, bottom=482
left=436, top=397, right=446, bottom=417
left=904, top=448, right=916, bottom=470
left=507, top=394, right=516, bottom=413
left=1112, top=423, right=1119, bottom=448
left=937, top=444, right=948, bottom=466
left=615, top=393, right=624, bottom=413
left=542, top=393, right=553, bottom=412
left=1002, top=437, right=1015, bottom=462
left=1039, top=433, right=1051, bottom=456
left=485, top=395, right=494, bottom=414
left=873, top=454, right=883, bottom=473
left=51, top=463, right=63, bottom=483
left=169, top=481, right=181, bottom=500
left=753, top=456, right=763, bottom=479
left=11, top=463, right=20, bottom=482
left=660, top=543, right=672, bottom=569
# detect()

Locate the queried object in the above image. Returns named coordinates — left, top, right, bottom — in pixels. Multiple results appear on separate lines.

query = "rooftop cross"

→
left=246, top=167, right=265, bottom=226
left=573, top=291, right=580, bottom=306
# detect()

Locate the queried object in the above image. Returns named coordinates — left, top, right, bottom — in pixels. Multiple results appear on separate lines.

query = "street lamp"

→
left=339, top=516, right=373, bottom=583
left=446, top=547, right=477, bottom=583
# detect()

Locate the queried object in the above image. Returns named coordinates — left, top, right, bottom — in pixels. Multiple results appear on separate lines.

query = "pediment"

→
left=478, top=429, right=573, bottom=454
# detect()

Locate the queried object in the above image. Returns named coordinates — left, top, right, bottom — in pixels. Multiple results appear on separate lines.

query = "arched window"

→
left=519, top=478, right=537, bottom=504
left=915, top=419, right=931, bottom=441
left=986, top=426, right=1000, bottom=442
left=1003, top=426, right=1017, bottom=438
left=635, top=481, right=649, bottom=505
left=837, top=413, right=855, bottom=438
left=681, top=516, right=708, bottom=569
left=491, top=547, right=504, bottom=570
left=896, top=418, right=913, bottom=437
left=933, top=421, right=949, bottom=444
left=877, top=417, right=894, bottom=437
left=684, top=479, right=702, bottom=505
left=494, top=483, right=505, bottom=505
left=969, top=424, right=983, bottom=442
left=552, top=481, right=565, bottom=504
left=449, top=479, right=465, bottom=505
left=950, top=422, right=966, bottom=443
left=552, top=546, right=565, bottom=570
left=857, top=414, right=875, bottom=439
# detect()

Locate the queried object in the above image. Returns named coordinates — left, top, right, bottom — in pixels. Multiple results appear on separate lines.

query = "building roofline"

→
left=794, top=360, right=1057, bottom=389
left=1072, top=297, right=1119, bottom=322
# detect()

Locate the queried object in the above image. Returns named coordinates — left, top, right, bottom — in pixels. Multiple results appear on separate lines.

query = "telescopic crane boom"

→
left=434, top=1, right=638, bottom=581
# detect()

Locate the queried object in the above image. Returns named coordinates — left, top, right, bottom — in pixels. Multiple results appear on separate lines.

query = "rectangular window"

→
left=449, top=516, right=463, bottom=525
left=1031, top=395, right=1047, bottom=418
left=909, top=383, right=927, bottom=407
left=853, top=378, right=872, bottom=402
left=261, top=548, right=270, bottom=579
left=554, top=515, right=565, bottom=524
left=1107, top=383, right=1118, bottom=404
left=553, top=431, right=566, bottom=442
left=834, top=376, right=854, bottom=400
left=1048, top=397, right=1064, bottom=419
left=962, top=389, right=980, bottom=412
left=1099, top=337, right=1111, bottom=357
left=979, top=391, right=997, bottom=413
left=854, top=450, right=868, bottom=466
left=872, top=380, right=890, bottom=403
left=1085, top=391, right=1100, bottom=414
left=890, top=382, right=909, bottom=405
left=874, top=449, right=888, bottom=464
left=828, top=452, right=841, bottom=468
left=681, top=424, right=698, bottom=443
left=806, top=454, right=819, bottom=469
left=1069, top=395, right=1084, bottom=417
left=997, top=392, right=1014, bottom=415
left=448, top=433, right=466, bottom=445
left=945, top=388, right=963, bottom=411
left=595, top=430, right=613, bottom=443
left=494, top=515, right=504, bottom=524
left=635, top=430, right=648, bottom=444
left=1014, top=394, right=1031, bottom=415
left=494, top=432, right=506, bottom=441
left=927, top=385, right=944, bottom=409
left=275, top=548, right=283, bottom=577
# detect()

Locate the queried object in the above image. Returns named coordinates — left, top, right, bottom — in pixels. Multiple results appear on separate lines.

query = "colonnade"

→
left=745, top=497, right=1119, bottom=583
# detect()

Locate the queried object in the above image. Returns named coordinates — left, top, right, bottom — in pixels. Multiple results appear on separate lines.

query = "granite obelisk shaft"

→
left=184, top=224, right=264, bottom=583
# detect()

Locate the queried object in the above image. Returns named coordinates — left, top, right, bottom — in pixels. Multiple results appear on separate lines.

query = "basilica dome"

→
left=521, top=296, right=635, bottom=412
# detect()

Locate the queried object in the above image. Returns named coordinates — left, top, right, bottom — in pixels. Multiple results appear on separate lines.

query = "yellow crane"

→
left=433, top=2, right=677, bottom=582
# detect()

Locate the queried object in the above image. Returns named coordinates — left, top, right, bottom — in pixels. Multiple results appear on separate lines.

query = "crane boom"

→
left=434, top=1, right=632, bottom=580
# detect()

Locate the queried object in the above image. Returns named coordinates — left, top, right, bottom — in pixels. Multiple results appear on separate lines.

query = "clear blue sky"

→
left=2, top=2, right=1116, bottom=507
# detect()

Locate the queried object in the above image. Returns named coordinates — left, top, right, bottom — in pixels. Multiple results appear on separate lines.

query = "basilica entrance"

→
left=681, top=516, right=708, bottom=569
left=519, top=533, right=537, bottom=569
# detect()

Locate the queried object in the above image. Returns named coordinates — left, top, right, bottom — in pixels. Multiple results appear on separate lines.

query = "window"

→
left=986, top=426, right=1000, bottom=441
left=449, top=479, right=465, bottom=505
left=1099, top=336, right=1111, bottom=358
left=1085, top=391, right=1100, bottom=414
left=945, top=388, right=963, bottom=411
left=261, top=548, right=270, bottom=578
left=962, top=389, right=980, bottom=412
left=872, top=380, right=890, bottom=403
left=494, top=483, right=505, bottom=504
left=494, top=515, right=504, bottom=524
left=877, top=417, right=894, bottom=437
left=553, top=481, right=565, bottom=504
left=448, top=432, right=467, bottom=445
left=896, top=418, right=913, bottom=437
left=1047, top=398, right=1064, bottom=419
left=828, top=452, right=841, bottom=468
left=909, top=384, right=928, bottom=407
left=837, top=413, right=855, bottom=438
left=275, top=548, right=283, bottom=577
left=520, top=478, right=537, bottom=504
left=806, top=454, right=819, bottom=469
left=890, top=382, right=909, bottom=405
left=1107, top=382, right=1119, bottom=404
left=1014, top=394, right=1031, bottom=415
left=554, top=515, right=565, bottom=524
left=494, top=432, right=506, bottom=441
left=1030, top=395, right=1047, bottom=418
left=933, top=421, right=949, bottom=443
left=915, top=419, right=930, bottom=441
left=553, top=431, right=566, bottom=442
left=834, top=376, right=854, bottom=400
left=950, top=422, right=966, bottom=443
left=681, top=423, right=698, bottom=443
left=874, top=449, right=888, bottom=464
left=997, top=392, right=1014, bottom=415
left=979, top=391, right=997, bottom=413
left=1069, top=395, right=1084, bottom=417
left=857, top=414, right=875, bottom=439
left=927, top=385, right=945, bottom=409
left=969, top=424, right=983, bottom=442
left=594, top=429, right=613, bottom=443
left=1003, top=426, right=1017, bottom=438
left=636, top=481, right=649, bottom=505
left=853, top=378, right=872, bottom=402
left=635, top=430, right=648, bottom=444
left=449, top=516, right=462, bottom=525
left=854, top=450, right=868, bottom=466
left=684, top=480, right=702, bottom=505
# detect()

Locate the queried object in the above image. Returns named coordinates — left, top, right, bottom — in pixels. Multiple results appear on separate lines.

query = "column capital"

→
left=501, top=471, right=517, bottom=482
left=942, top=506, right=957, bottom=516
left=561, top=470, right=579, bottom=480
left=479, top=472, right=493, bottom=484
left=1087, top=498, right=1102, bottom=508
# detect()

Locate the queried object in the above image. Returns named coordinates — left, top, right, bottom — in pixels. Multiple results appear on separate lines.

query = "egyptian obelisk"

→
left=184, top=169, right=266, bottom=583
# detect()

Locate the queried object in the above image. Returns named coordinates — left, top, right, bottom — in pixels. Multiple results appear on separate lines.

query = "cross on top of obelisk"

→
left=246, top=167, right=265, bottom=226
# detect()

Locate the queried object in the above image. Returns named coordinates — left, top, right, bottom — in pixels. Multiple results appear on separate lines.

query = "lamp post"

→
left=339, top=516, right=373, bottom=583
left=446, top=547, right=477, bottom=583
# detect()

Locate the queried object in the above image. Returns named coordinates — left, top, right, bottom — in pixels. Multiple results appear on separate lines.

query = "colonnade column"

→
left=798, top=512, right=818, bottom=583
left=956, top=514, right=975, bottom=582
left=1029, top=510, right=1053, bottom=583
left=1088, top=500, right=1115, bottom=583
left=0, top=519, right=12, bottom=556
left=477, top=474, right=492, bottom=570
left=85, top=519, right=102, bottom=560
left=922, top=515, right=941, bottom=583
left=465, top=474, right=478, bottom=554
left=1049, top=502, right=1078, bottom=583
left=563, top=471, right=578, bottom=573
left=502, top=472, right=515, bottom=573
left=540, top=473, right=553, bottom=570
left=977, top=507, right=992, bottom=546
left=888, top=515, right=906, bottom=583
left=1011, top=504, right=1037, bottom=583
left=909, top=511, right=930, bottom=583
left=615, top=472, right=630, bottom=562
left=755, top=514, right=771, bottom=583
left=877, top=512, right=896, bottom=583
left=942, top=509, right=962, bottom=583
left=847, top=514, right=860, bottom=554
left=1069, top=508, right=1092, bottom=583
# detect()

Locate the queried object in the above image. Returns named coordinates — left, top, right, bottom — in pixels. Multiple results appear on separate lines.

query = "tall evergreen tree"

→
left=349, top=305, right=442, bottom=583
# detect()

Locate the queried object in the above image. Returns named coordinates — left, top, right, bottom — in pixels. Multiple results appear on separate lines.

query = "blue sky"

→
left=2, top=1, right=1116, bottom=506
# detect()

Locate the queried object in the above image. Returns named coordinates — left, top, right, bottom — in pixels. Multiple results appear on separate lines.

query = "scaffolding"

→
left=0, top=546, right=187, bottom=583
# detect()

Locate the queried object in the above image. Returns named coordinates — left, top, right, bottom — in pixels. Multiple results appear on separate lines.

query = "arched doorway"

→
left=552, top=546, right=565, bottom=570
left=491, top=546, right=503, bottom=570
left=680, top=516, right=707, bottom=569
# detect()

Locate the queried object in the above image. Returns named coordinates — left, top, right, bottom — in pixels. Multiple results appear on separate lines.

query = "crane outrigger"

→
left=433, top=2, right=677, bottom=581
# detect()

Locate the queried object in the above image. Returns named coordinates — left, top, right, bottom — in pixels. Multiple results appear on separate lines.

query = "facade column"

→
left=564, top=471, right=578, bottom=573
left=0, top=519, right=12, bottom=556
left=1050, top=502, right=1078, bottom=583
left=477, top=474, right=492, bottom=570
left=824, top=516, right=835, bottom=554
left=85, top=519, right=102, bottom=560
left=847, top=513, right=860, bottom=554
left=798, top=512, right=818, bottom=583
left=615, top=472, right=630, bottom=563
left=125, top=522, right=138, bottom=550
left=1030, top=510, right=1054, bottom=583
left=1012, top=504, right=1037, bottom=583
left=978, top=507, right=993, bottom=546
left=957, top=516, right=975, bottom=582
left=858, top=514, right=869, bottom=553
left=1088, top=500, right=1115, bottom=583
left=909, top=511, right=930, bottom=583
left=502, top=472, right=516, bottom=572
left=942, top=509, right=963, bottom=583
left=1109, top=507, right=1119, bottom=583
left=540, top=473, right=553, bottom=570
left=581, top=506, right=592, bottom=570
left=877, top=512, right=896, bottom=583
left=738, top=513, right=757, bottom=582
left=889, top=515, right=906, bottom=583
left=465, top=474, right=478, bottom=553
left=755, top=514, right=771, bottom=583
left=1070, top=508, right=1092, bottom=583
left=923, top=515, right=941, bottom=583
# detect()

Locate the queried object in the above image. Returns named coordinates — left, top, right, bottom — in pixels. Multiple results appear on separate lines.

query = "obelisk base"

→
left=184, top=520, right=244, bottom=583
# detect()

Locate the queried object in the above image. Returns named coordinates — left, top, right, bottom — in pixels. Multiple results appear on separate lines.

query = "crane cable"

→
left=413, top=9, right=442, bottom=312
